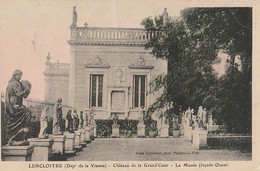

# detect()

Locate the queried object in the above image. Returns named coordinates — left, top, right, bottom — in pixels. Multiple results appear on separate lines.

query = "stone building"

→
left=44, top=7, right=167, bottom=120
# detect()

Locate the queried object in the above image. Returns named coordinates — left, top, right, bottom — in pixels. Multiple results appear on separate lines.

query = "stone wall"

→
left=69, top=45, right=167, bottom=120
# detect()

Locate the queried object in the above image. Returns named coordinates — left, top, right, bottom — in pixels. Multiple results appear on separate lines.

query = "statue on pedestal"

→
left=73, top=110, right=79, bottom=131
left=80, top=111, right=84, bottom=128
left=185, top=107, right=192, bottom=127
left=88, top=108, right=95, bottom=125
left=5, top=70, right=32, bottom=146
left=66, top=110, right=74, bottom=133
left=53, top=97, right=63, bottom=135
left=72, top=6, right=77, bottom=26
left=38, top=106, right=49, bottom=139
left=85, top=111, right=88, bottom=127
left=138, top=106, right=145, bottom=125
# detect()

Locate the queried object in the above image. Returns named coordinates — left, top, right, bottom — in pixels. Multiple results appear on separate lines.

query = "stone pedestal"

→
left=49, top=135, right=65, bottom=155
left=90, top=125, right=95, bottom=140
left=79, top=129, right=86, bottom=147
left=64, top=132, right=76, bottom=155
left=184, top=126, right=193, bottom=141
left=159, top=125, right=169, bottom=138
left=2, top=145, right=34, bottom=161
left=85, top=126, right=91, bottom=143
left=111, top=124, right=120, bottom=138
left=137, top=124, right=145, bottom=138
left=74, top=131, right=82, bottom=151
left=192, top=129, right=208, bottom=150
left=28, top=138, right=54, bottom=161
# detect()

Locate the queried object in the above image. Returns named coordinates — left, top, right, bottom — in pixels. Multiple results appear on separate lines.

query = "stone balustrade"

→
left=70, top=27, right=156, bottom=41
left=49, top=63, right=70, bottom=70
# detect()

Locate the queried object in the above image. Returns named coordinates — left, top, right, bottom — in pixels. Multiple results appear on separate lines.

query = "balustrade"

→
left=70, top=27, right=156, bottom=41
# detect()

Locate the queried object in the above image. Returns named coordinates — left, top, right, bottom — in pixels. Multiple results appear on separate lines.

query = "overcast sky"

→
left=0, top=0, right=255, bottom=101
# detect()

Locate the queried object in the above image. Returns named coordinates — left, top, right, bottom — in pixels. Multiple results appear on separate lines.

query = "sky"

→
left=0, top=0, right=253, bottom=101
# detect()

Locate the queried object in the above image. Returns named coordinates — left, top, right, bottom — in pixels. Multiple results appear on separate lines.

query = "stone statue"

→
left=73, top=110, right=79, bottom=131
left=196, top=106, right=204, bottom=128
left=202, top=108, right=207, bottom=128
left=80, top=111, right=84, bottom=128
left=207, top=111, right=213, bottom=127
left=88, top=108, right=95, bottom=125
left=162, top=8, right=169, bottom=25
left=85, top=111, right=88, bottom=127
left=112, top=114, right=118, bottom=125
left=72, top=6, right=77, bottom=26
left=53, top=97, right=63, bottom=135
left=4, top=70, right=32, bottom=145
left=66, top=110, right=74, bottom=133
left=38, top=106, right=49, bottom=139
left=138, top=106, right=145, bottom=124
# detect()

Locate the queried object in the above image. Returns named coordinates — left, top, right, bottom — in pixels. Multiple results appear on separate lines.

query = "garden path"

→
left=67, top=138, right=251, bottom=161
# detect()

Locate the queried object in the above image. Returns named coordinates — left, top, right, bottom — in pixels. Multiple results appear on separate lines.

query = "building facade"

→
left=44, top=7, right=167, bottom=121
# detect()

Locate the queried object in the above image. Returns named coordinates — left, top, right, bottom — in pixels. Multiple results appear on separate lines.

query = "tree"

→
left=142, top=8, right=252, bottom=133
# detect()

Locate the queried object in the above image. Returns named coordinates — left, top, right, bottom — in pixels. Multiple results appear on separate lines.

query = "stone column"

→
left=2, top=145, right=34, bottom=161
left=49, top=135, right=66, bottom=155
left=111, top=124, right=120, bottom=138
left=137, top=124, right=145, bottom=138
left=85, top=126, right=91, bottom=143
left=74, top=131, right=82, bottom=151
left=64, top=132, right=76, bottom=155
left=192, top=129, right=208, bottom=150
left=28, top=138, right=54, bottom=161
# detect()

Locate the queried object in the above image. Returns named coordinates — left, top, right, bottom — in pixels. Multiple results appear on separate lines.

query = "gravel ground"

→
left=67, top=138, right=251, bottom=161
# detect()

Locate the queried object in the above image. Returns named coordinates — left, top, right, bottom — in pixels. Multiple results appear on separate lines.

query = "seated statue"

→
left=4, top=70, right=32, bottom=146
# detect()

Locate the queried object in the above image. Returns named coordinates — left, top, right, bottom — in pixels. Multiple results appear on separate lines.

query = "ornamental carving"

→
left=130, top=56, right=146, bottom=66
left=114, top=68, right=124, bottom=82
left=85, top=56, right=110, bottom=68
left=129, top=56, right=154, bottom=69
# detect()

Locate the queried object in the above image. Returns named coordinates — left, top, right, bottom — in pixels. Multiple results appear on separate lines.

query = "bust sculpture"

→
left=112, top=114, right=118, bottom=125
left=5, top=70, right=32, bottom=145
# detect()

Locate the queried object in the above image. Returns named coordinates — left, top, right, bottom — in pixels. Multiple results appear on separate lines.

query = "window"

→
left=133, top=75, right=146, bottom=108
left=90, top=74, right=103, bottom=107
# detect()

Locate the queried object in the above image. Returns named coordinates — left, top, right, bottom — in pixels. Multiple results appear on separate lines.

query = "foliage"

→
left=96, top=120, right=112, bottom=137
left=172, top=119, right=181, bottom=131
left=29, top=120, right=40, bottom=138
left=144, top=115, right=157, bottom=133
left=141, top=8, right=252, bottom=133
left=95, top=119, right=138, bottom=137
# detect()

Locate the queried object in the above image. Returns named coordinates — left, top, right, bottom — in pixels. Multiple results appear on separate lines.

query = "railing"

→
left=71, top=27, right=156, bottom=41
left=49, top=63, right=70, bottom=70
left=1, top=92, right=72, bottom=121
